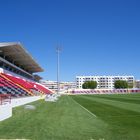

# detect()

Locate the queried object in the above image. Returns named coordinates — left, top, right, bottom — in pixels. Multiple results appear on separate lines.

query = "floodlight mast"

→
left=56, top=47, right=61, bottom=94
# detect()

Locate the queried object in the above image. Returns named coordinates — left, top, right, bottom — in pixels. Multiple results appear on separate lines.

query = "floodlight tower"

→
left=56, top=47, right=61, bottom=94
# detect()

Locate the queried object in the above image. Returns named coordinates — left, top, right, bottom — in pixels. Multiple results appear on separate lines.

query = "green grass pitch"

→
left=0, top=94, right=140, bottom=140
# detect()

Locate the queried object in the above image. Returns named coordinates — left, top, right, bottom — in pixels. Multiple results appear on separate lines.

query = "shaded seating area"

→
left=33, top=83, right=52, bottom=94
left=0, top=73, right=52, bottom=96
left=0, top=74, right=29, bottom=97
left=0, top=42, right=52, bottom=98
left=2, top=73, right=34, bottom=89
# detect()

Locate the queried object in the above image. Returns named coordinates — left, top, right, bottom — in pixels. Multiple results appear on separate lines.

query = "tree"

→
left=114, top=80, right=128, bottom=89
left=82, top=81, right=97, bottom=89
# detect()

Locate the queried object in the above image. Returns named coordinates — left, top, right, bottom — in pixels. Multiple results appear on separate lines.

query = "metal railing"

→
left=0, top=94, right=11, bottom=105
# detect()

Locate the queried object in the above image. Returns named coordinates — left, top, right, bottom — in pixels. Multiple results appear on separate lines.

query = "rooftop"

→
left=0, top=42, right=43, bottom=73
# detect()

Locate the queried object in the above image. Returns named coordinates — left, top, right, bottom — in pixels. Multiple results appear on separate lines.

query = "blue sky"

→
left=0, top=0, right=140, bottom=81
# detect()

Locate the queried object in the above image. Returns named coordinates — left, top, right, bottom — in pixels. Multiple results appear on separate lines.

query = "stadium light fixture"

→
left=56, top=47, right=61, bottom=94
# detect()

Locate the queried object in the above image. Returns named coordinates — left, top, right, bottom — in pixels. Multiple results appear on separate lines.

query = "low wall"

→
left=0, top=103, right=12, bottom=121
left=11, top=96, right=41, bottom=108
left=70, top=89, right=140, bottom=94
left=0, top=96, right=42, bottom=121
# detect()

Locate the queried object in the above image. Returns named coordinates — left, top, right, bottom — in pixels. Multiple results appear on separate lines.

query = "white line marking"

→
left=70, top=96, right=97, bottom=118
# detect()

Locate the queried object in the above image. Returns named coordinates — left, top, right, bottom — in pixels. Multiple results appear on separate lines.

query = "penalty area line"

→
left=70, top=96, right=97, bottom=118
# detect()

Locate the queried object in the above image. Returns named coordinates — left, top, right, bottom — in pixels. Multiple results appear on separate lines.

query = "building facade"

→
left=76, top=75, right=134, bottom=89
left=135, top=80, right=140, bottom=88
left=40, top=80, right=76, bottom=91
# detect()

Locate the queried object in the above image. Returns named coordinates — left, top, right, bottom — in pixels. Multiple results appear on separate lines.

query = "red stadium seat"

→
left=1, top=73, right=52, bottom=95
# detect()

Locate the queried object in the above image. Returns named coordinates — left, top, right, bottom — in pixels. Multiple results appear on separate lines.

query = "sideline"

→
left=69, top=96, right=97, bottom=118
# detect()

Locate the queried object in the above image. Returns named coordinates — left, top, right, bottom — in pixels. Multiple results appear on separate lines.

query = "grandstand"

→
left=0, top=42, right=52, bottom=97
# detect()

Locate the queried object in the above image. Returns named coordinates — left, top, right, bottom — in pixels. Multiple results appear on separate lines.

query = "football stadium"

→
left=0, top=42, right=140, bottom=140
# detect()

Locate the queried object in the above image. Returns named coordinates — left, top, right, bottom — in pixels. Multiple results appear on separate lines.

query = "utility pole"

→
left=56, top=47, right=61, bottom=94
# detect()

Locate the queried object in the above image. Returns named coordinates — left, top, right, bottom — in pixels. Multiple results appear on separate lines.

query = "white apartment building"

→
left=76, top=75, right=134, bottom=89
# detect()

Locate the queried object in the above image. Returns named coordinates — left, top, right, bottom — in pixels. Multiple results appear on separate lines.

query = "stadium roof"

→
left=0, top=42, right=43, bottom=73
